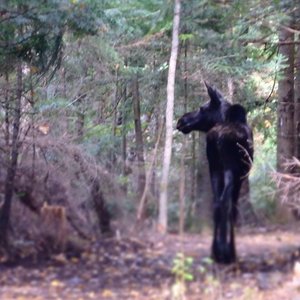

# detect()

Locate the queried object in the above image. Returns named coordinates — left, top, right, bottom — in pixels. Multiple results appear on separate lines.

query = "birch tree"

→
left=158, top=0, right=181, bottom=233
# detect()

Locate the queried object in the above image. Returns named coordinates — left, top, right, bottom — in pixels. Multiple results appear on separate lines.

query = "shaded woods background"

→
left=0, top=0, right=299, bottom=261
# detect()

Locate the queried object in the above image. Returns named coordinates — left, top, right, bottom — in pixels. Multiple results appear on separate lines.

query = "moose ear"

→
left=204, top=82, right=223, bottom=107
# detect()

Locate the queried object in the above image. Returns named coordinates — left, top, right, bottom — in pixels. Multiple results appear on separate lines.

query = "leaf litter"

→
left=0, top=226, right=300, bottom=299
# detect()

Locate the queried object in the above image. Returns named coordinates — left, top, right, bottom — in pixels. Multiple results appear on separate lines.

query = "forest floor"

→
left=0, top=225, right=300, bottom=300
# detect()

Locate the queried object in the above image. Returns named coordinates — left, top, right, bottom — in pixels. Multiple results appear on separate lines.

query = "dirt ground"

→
left=0, top=226, right=300, bottom=300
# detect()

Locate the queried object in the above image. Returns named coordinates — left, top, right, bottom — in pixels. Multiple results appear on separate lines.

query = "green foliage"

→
left=36, top=98, right=69, bottom=114
left=0, top=0, right=101, bottom=75
left=172, top=252, right=194, bottom=282
left=249, top=106, right=277, bottom=218
left=101, top=0, right=167, bottom=41
left=178, top=0, right=288, bottom=80
left=179, top=33, right=194, bottom=43
left=171, top=252, right=194, bottom=300
left=198, top=256, right=213, bottom=274
left=66, top=1, right=102, bottom=36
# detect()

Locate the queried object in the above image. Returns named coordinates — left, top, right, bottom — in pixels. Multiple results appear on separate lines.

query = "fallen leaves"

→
left=50, top=279, right=65, bottom=288
left=52, top=253, right=68, bottom=264
left=101, top=289, right=114, bottom=298
left=0, top=229, right=299, bottom=299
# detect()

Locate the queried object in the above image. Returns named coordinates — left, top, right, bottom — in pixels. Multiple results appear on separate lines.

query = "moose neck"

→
left=204, top=101, right=232, bottom=132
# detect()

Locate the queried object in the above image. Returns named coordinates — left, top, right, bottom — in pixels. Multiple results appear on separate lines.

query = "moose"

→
left=177, top=83, right=254, bottom=264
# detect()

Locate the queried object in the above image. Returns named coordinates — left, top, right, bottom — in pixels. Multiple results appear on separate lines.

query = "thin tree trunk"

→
left=121, top=83, right=128, bottom=192
left=4, top=72, right=10, bottom=148
left=113, top=67, right=119, bottom=137
left=76, top=111, right=84, bottom=140
left=137, top=121, right=164, bottom=221
left=0, top=61, right=22, bottom=248
left=295, top=8, right=300, bottom=160
left=62, top=67, right=67, bottom=99
left=109, top=68, right=120, bottom=167
left=75, top=96, right=85, bottom=141
left=29, top=69, right=36, bottom=180
left=179, top=139, right=186, bottom=235
left=227, top=77, right=234, bottom=103
left=151, top=111, right=160, bottom=198
left=132, top=76, right=146, bottom=213
left=179, top=40, right=188, bottom=235
left=191, top=132, right=196, bottom=202
left=150, top=55, right=161, bottom=200
left=158, top=0, right=181, bottom=233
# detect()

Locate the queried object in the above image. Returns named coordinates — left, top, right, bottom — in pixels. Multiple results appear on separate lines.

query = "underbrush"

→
left=0, top=135, right=123, bottom=260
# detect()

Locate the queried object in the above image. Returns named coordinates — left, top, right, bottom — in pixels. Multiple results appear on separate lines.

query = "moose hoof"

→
left=212, top=242, right=236, bottom=264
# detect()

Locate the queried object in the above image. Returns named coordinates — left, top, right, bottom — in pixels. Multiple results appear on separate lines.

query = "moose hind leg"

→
left=212, top=201, right=222, bottom=262
left=213, top=170, right=236, bottom=264
left=210, top=171, right=224, bottom=262
left=232, top=180, right=242, bottom=225
left=229, top=218, right=236, bottom=261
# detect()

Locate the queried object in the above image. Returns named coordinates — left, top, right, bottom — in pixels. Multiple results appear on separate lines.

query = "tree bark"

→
left=75, top=95, right=85, bottom=141
left=4, top=72, right=10, bottom=148
left=179, top=140, right=186, bottom=235
left=276, top=21, right=295, bottom=220
left=121, top=83, right=128, bottom=192
left=137, top=121, right=163, bottom=221
left=158, top=0, right=181, bottom=233
left=277, top=24, right=295, bottom=172
left=294, top=8, right=300, bottom=160
left=190, top=132, right=196, bottom=202
left=179, top=40, right=188, bottom=235
left=0, top=61, right=22, bottom=248
left=76, top=111, right=84, bottom=140
left=151, top=110, right=160, bottom=199
left=113, top=67, right=120, bottom=137
left=132, top=76, right=146, bottom=213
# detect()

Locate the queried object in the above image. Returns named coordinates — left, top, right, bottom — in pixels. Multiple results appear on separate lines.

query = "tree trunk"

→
left=179, top=140, right=186, bottom=235
left=113, top=67, right=120, bottom=137
left=295, top=9, right=300, bottom=160
left=132, top=76, right=146, bottom=213
left=0, top=61, right=22, bottom=248
left=151, top=111, right=160, bottom=199
left=91, top=181, right=111, bottom=234
left=75, top=96, right=85, bottom=141
left=4, top=72, right=10, bottom=148
left=137, top=121, right=163, bottom=221
left=190, top=132, right=196, bottom=202
left=276, top=22, right=295, bottom=220
left=150, top=55, right=161, bottom=201
left=76, top=109, right=84, bottom=141
left=179, top=40, right=188, bottom=235
left=227, top=77, right=234, bottom=102
left=121, top=83, right=128, bottom=192
left=277, top=24, right=295, bottom=172
left=158, top=0, right=181, bottom=233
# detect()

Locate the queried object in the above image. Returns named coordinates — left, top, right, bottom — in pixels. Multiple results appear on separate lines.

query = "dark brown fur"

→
left=177, top=84, right=253, bottom=264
